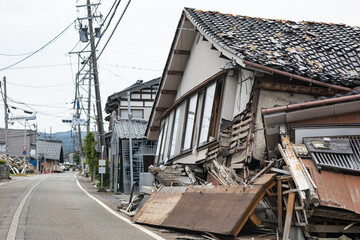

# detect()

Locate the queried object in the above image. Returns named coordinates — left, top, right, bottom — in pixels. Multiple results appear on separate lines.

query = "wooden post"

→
left=277, top=177, right=283, bottom=233
left=283, top=192, right=295, bottom=240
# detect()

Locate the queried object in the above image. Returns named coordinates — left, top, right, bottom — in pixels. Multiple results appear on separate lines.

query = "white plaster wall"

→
left=253, top=89, right=316, bottom=160
left=221, top=75, right=238, bottom=121
left=175, top=33, right=230, bottom=101
left=233, top=69, right=254, bottom=118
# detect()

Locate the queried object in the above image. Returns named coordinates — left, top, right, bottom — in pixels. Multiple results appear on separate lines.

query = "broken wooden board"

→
left=132, top=187, right=187, bottom=225
left=133, top=174, right=276, bottom=236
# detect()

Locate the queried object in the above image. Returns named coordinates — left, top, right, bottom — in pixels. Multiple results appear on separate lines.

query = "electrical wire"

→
left=75, top=0, right=123, bottom=76
left=100, top=63, right=161, bottom=72
left=97, top=0, right=132, bottom=60
left=7, top=80, right=73, bottom=88
left=0, top=20, right=76, bottom=72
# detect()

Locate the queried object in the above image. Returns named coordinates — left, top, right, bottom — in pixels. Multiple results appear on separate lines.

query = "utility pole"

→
left=76, top=99, right=84, bottom=170
left=2, top=77, right=9, bottom=165
left=87, top=70, right=91, bottom=133
left=87, top=0, right=106, bottom=159
left=127, top=91, right=134, bottom=188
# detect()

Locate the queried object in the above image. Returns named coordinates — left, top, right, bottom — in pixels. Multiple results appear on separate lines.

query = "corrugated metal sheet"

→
left=133, top=174, right=276, bottom=236
left=303, top=159, right=360, bottom=214
left=113, top=119, right=147, bottom=139
left=306, top=136, right=360, bottom=173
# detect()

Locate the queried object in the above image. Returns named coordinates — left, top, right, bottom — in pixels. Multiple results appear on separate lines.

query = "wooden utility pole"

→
left=2, top=76, right=9, bottom=165
left=87, top=0, right=106, bottom=159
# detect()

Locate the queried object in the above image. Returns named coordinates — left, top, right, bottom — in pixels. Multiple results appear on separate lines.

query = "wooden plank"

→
left=308, top=224, right=360, bottom=233
left=232, top=124, right=251, bottom=136
left=161, top=89, right=177, bottom=95
left=230, top=132, right=249, bottom=142
left=283, top=192, right=295, bottom=240
left=232, top=117, right=252, bottom=129
left=173, top=49, right=190, bottom=55
left=278, top=141, right=310, bottom=191
left=167, top=70, right=183, bottom=76
left=249, top=213, right=261, bottom=227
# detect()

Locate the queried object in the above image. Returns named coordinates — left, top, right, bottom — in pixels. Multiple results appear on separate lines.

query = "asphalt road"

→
left=0, top=172, right=165, bottom=240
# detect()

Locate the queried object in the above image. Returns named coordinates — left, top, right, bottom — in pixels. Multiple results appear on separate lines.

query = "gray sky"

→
left=0, top=0, right=359, bottom=133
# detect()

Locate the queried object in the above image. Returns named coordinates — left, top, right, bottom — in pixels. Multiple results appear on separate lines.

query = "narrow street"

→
left=0, top=173, right=166, bottom=240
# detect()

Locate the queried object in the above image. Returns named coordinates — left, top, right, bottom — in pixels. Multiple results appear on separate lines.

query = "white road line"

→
left=75, top=176, right=166, bottom=240
left=6, top=180, right=44, bottom=240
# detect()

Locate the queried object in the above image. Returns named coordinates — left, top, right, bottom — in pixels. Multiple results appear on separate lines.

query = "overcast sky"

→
left=0, top=0, right=359, bottom=134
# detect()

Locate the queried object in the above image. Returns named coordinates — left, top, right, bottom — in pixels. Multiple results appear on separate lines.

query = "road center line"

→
left=6, top=180, right=44, bottom=240
left=75, top=176, right=166, bottom=240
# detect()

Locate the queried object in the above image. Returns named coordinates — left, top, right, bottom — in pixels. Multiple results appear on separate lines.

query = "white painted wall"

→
left=254, top=89, right=317, bottom=160
left=175, top=32, right=230, bottom=101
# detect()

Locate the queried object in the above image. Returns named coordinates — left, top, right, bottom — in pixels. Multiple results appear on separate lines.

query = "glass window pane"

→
left=120, top=109, right=128, bottom=118
left=155, top=122, right=164, bottom=165
left=170, top=108, right=180, bottom=157
left=132, top=109, right=143, bottom=119
left=131, top=101, right=143, bottom=107
left=183, top=95, right=198, bottom=150
left=131, top=93, right=141, bottom=99
left=159, top=117, right=169, bottom=163
left=199, top=82, right=216, bottom=144
left=144, top=101, right=153, bottom=107
left=142, top=93, right=151, bottom=99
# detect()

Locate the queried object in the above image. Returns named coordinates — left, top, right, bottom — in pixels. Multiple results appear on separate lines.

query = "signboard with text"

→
left=99, top=167, right=106, bottom=174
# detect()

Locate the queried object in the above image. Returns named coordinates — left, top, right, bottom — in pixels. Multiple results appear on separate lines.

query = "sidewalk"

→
left=75, top=174, right=207, bottom=240
left=76, top=175, right=131, bottom=219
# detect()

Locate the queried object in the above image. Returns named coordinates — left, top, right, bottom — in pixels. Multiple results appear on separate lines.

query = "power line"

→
left=97, top=0, right=132, bottom=60
left=7, top=80, right=73, bottom=88
left=0, top=20, right=76, bottom=72
left=100, top=63, right=161, bottom=72
left=4, top=63, right=73, bottom=70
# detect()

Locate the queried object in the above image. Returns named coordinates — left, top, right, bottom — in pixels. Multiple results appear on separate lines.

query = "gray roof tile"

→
left=114, top=119, right=147, bottom=139
left=185, top=8, right=360, bottom=87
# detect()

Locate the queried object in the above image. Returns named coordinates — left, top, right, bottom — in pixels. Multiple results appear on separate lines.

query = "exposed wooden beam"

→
left=277, top=177, right=283, bottom=233
left=283, top=192, right=295, bottom=240
left=308, top=225, right=360, bottom=233
left=150, top=126, right=159, bottom=132
left=260, top=81, right=344, bottom=96
left=156, top=107, right=168, bottom=112
left=174, top=50, right=190, bottom=55
left=167, top=70, right=183, bottom=76
left=161, top=90, right=177, bottom=95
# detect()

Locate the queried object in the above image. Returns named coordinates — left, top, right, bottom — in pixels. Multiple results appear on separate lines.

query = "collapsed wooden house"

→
left=134, top=8, right=360, bottom=239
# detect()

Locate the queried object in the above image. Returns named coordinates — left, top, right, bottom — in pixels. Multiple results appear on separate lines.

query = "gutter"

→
left=261, top=93, right=360, bottom=115
left=243, top=60, right=351, bottom=92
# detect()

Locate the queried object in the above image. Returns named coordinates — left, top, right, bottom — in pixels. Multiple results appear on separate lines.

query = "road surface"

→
left=0, top=172, right=166, bottom=240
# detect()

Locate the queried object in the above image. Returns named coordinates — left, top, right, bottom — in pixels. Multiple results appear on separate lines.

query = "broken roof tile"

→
left=184, top=8, right=360, bottom=87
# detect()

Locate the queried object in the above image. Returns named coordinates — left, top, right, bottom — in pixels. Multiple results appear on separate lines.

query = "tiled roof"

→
left=113, top=118, right=147, bottom=139
left=185, top=8, right=360, bottom=87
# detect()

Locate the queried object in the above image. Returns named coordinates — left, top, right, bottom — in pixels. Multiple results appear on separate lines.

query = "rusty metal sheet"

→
left=133, top=174, right=276, bottom=236
left=303, top=159, right=360, bottom=214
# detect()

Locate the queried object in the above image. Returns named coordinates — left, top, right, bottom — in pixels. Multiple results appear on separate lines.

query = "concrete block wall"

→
left=0, top=165, right=10, bottom=179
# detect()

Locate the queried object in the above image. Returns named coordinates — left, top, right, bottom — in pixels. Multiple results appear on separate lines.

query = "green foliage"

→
left=73, top=151, right=80, bottom=165
left=84, top=132, right=100, bottom=180
left=0, top=159, right=6, bottom=165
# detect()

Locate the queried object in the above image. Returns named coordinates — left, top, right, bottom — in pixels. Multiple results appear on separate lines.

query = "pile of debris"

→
left=0, top=154, right=35, bottom=174
left=128, top=136, right=360, bottom=239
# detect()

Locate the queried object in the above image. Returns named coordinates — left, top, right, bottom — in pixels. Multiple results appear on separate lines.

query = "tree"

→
left=84, top=132, right=100, bottom=181
left=73, top=151, right=80, bottom=166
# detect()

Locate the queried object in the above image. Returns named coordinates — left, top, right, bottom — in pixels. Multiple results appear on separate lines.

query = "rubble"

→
left=0, top=154, right=35, bottom=174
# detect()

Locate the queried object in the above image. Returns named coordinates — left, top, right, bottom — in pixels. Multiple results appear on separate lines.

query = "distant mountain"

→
left=38, top=131, right=86, bottom=155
